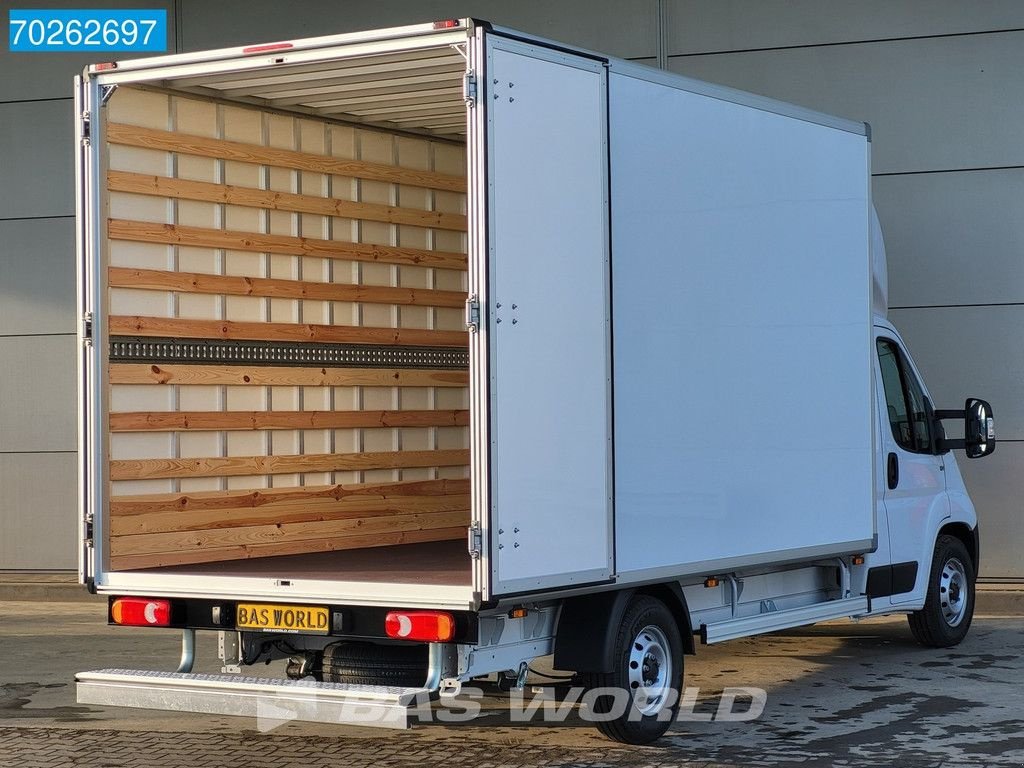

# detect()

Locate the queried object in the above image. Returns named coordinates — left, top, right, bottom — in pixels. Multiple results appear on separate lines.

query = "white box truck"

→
left=74, top=19, right=996, bottom=743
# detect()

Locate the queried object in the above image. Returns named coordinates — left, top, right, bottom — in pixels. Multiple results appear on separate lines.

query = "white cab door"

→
left=485, top=36, right=612, bottom=595
left=875, top=333, right=949, bottom=604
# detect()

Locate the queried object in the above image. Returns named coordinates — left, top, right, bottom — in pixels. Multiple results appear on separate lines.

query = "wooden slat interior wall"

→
left=104, top=87, right=469, bottom=570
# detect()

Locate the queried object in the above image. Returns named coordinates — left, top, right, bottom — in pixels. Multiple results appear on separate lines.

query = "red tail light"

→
left=111, top=597, right=171, bottom=627
left=385, top=610, right=455, bottom=642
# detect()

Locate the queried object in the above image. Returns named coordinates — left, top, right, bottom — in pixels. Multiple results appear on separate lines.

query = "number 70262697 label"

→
left=8, top=9, right=168, bottom=52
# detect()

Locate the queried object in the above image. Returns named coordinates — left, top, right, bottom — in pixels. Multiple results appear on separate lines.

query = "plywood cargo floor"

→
left=133, top=540, right=472, bottom=586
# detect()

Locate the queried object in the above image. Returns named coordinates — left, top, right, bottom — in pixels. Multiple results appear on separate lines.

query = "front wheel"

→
left=908, top=534, right=976, bottom=648
left=582, top=595, right=683, bottom=744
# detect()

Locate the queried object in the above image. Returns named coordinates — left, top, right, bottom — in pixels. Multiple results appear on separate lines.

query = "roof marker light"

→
left=432, top=19, right=461, bottom=29
left=242, top=42, right=294, bottom=54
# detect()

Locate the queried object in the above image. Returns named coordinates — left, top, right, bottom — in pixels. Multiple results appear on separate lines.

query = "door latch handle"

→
left=887, top=452, right=899, bottom=490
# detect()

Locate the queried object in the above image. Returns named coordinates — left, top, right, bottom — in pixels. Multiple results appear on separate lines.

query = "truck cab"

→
left=867, top=316, right=989, bottom=637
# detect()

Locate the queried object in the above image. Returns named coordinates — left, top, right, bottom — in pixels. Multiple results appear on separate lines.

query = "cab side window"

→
left=877, top=338, right=932, bottom=454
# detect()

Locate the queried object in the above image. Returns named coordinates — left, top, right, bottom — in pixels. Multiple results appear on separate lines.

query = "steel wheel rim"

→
left=940, top=556, right=969, bottom=627
left=627, top=624, right=672, bottom=716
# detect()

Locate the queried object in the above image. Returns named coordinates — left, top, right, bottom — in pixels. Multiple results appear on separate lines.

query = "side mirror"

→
left=965, top=398, right=995, bottom=458
left=933, top=398, right=995, bottom=458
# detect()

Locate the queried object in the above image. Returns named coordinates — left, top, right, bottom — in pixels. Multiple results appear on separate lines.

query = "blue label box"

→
left=9, top=9, right=168, bottom=52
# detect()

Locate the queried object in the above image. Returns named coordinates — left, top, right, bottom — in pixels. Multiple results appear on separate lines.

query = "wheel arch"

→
left=552, top=584, right=694, bottom=674
left=938, top=521, right=980, bottom=574
left=636, top=583, right=695, bottom=656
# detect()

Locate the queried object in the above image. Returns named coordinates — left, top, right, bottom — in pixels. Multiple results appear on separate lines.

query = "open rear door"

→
left=481, top=35, right=612, bottom=595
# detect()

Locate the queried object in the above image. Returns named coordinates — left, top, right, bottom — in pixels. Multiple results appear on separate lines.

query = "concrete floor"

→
left=1, top=601, right=1022, bottom=766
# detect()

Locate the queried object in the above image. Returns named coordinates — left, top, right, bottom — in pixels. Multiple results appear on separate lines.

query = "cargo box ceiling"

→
left=154, top=45, right=468, bottom=137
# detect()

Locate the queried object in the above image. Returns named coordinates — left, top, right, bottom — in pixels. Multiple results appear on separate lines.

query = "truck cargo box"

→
left=77, top=19, right=873, bottom=610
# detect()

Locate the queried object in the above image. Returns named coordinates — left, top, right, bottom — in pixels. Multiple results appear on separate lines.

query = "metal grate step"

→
left=76, top=668, right=432, bottom=729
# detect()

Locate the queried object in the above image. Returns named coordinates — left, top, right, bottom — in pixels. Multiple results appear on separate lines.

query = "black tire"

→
left=582, top=595, right=683, bottom=744
left=908, top=534, right=976, bottom=648
left=322, top=641, right=428, bottom=687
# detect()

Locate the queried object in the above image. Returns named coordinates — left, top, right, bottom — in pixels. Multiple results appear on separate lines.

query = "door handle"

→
left=887, top=452, right=899, bottom=490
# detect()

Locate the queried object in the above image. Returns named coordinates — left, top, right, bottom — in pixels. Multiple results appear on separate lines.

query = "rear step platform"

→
left=76, top=669, right=431, bottom=729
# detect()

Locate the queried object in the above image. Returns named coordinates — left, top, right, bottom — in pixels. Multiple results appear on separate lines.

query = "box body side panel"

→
left=609, top=68, right=874, bottom=576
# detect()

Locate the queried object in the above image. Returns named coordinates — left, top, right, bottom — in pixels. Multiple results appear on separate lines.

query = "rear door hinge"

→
left=79, top=86, right=115, bottom=147
left=84, top=515, right=94, bottom=547
left=465, top=294, right=481, bottom=332
left=468, top=523, right=482, bottom=559
left=463, top=71, right=477, bottom=107
left=82, top=312, right=93, bottom=346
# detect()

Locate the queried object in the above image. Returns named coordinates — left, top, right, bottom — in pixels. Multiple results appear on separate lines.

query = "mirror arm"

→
left=932, top=408, right=967, bottom=455
left=924, top=400, right=945, bottom=455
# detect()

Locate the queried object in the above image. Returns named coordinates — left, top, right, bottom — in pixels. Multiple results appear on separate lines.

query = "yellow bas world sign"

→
left=236, top=604, right=330, bottom=634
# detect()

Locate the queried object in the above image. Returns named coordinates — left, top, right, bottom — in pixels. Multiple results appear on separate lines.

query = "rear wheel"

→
left=908, top=534, right=976, bottom=648
left=322, top=641, right=428, bottom=687
left=582, top=595, right=683, bottom=744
